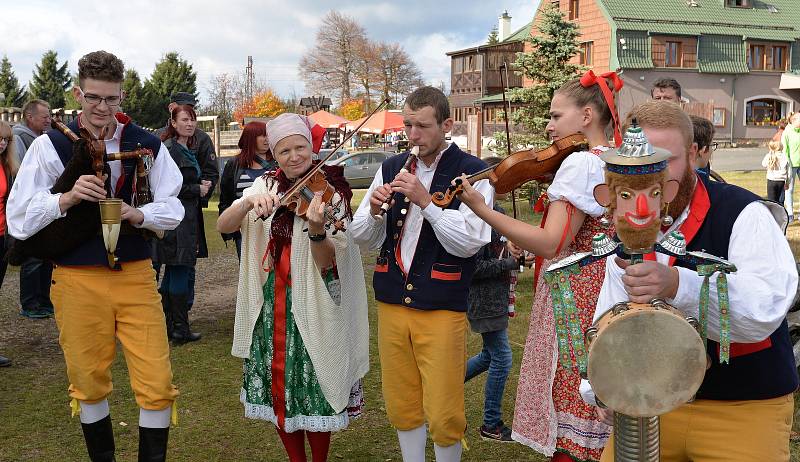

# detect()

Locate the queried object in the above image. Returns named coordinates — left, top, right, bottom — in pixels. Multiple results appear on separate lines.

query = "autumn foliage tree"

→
left=233, top=89, right=286, bottom=123
left=337, top=99, right=365, bottom=121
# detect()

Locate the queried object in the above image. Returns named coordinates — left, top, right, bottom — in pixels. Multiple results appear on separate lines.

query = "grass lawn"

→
left=0, top=171, right=798, bottom=461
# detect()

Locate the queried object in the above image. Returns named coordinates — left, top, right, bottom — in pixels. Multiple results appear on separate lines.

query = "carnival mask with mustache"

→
left=593, top=170, right=679, bottom=254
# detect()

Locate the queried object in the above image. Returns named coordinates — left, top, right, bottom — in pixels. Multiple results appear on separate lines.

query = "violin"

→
left=280, top=168, right=347, bottom=234
left=431, top=133, right=589, bottom=208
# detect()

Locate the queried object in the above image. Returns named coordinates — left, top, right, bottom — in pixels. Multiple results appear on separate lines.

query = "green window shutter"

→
left=697, top=35, right=749, bottom=74
left=791, top=40, right=800, bottom=74
left=617, top=30, right=653, bottom=68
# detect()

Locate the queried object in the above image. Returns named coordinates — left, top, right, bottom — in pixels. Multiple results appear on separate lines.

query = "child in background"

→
left=762, top=139, right=790, bottom=206
left=464, top=157, right=530, bottom=442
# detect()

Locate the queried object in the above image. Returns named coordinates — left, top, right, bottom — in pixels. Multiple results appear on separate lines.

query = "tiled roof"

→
left=501, top=21, right=533, bottom=44
left=600, top=0, right=800, bottom=41
left=697, top=35, right=750, bottom=74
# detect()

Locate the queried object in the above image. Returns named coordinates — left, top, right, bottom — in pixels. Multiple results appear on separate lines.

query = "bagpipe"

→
left=5, top=115, right=158, bottom=267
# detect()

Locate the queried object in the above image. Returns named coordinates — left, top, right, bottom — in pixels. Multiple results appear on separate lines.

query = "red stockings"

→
left=275, top=427, right=331, bottom=462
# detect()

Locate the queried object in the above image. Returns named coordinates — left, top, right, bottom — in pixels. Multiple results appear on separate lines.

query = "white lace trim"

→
left=240, top=388, right=350, bottom=433
left=511, top=430, right=555, bottom=457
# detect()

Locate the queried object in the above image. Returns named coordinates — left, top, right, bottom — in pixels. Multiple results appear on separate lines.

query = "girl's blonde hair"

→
left=0, top=121, right=19, bottom=177
left=766, top=140, right=782, bottom=170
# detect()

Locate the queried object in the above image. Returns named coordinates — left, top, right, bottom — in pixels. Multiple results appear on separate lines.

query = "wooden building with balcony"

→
left=446, top=13, right=532, bottom=145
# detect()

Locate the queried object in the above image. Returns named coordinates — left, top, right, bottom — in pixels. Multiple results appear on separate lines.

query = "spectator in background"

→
left=773, top=118, right=788, bottom=145
left=650, top=77, right=682, bottom=103
left=12, top=99, right=50, bottom=162
left=690, top=115, right=716, bottom=175
left=782, top=112, right=800, bottom=221
left=762, top=139, right=790, bottom=206
left=0, top=120, right=19, bottom=367
left=154, top=105, right=207, bottom=344
left=12, top=99, right=54, bottom=319
left=464, top=156, right=528, bottom=443
left=155, top=92, right=219, bottom=312
left=218, top=121, right=276, bottom=257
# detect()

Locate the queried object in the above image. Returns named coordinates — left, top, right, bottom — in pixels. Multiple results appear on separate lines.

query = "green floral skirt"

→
left=241, top=270, right=363, bottom=433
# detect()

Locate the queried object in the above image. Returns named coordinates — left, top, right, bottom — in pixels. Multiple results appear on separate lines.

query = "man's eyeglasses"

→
left=78, top=87, right=122, bottom=107
left=710, top=142, right=719, bottom=151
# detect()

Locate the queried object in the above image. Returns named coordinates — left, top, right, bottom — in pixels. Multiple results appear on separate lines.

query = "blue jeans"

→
left=162, top=265, right=191, bottom=296
left=784, top=166, right=800, bottom=217
left=465, top=329, right=513, bottom=428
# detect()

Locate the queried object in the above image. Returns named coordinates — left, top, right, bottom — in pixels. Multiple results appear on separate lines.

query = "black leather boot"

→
left=170, top=293, right=201, bottom=344
left=81, top=415, right=116, bottom=462
left=138, top=426, right=169, bottom=462
left=159, top=288, right=173, bottom=339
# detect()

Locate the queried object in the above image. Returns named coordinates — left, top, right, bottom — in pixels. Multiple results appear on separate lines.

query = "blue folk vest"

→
left=47, top=117, right=161, bottom=266
left=372, top=144, right=487, bottom=312
left=677, top=174, right=799, bottom=400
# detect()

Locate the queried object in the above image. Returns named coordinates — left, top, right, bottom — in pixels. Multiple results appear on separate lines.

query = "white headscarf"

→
left=266, top=113, right=313, bottom=153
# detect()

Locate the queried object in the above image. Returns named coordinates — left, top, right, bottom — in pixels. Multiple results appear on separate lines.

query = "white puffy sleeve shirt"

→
left=349, top=146, right=493, bottom=270
left=7, top=122, right=184, bottom=239
left=546, top=148, right=607, bottom=218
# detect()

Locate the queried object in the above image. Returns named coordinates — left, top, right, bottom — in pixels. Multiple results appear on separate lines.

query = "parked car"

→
left=332, top=151, right=393, bottom=189
left=317, top=148, right=350, bottom=164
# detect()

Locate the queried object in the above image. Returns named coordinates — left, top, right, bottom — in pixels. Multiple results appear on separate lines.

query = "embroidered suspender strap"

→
left=696, top=263, right=735, bottom=364
left=545, top=263, right=587, bottom=374
left=579, top=70, right=625, bottom=147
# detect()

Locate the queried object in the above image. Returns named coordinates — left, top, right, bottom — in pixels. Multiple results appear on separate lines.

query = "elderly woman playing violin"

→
left=217, top=113, right=370, bottom=462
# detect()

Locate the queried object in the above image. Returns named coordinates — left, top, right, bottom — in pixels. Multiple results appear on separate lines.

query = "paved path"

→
left=711, top=147, right=766, bottom=172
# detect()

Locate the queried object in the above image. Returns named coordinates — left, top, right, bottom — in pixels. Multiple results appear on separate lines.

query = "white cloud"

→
left=0, top=0, right=541, bottom=105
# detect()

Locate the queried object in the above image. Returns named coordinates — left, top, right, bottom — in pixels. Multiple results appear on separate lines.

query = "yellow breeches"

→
left=600, top=394, right=794, bottom=462
left=51, top=260, right=178, bottom=411
left=377, top=302, right=467, bottom=446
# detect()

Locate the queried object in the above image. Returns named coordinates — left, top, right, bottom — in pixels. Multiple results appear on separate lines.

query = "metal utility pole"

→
left=245, top=56, right=254, bottom=102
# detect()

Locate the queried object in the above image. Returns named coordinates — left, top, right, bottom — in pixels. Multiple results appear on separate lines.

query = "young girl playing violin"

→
left=458, top=71, right=623, bottom=462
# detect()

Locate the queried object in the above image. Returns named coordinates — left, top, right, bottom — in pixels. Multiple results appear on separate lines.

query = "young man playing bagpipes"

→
left=6, top=50, right=184, bottom=462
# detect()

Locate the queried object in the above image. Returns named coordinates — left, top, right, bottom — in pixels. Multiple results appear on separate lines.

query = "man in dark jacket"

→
left=154, top=92, right=219, bottom=309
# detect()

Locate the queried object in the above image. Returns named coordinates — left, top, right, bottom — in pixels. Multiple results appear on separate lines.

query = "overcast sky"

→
left=2, top=0, right=539, bottom=105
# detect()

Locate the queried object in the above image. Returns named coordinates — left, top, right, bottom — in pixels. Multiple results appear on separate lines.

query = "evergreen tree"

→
left=121, top=69, right=147, bottom=123
left=487, top=25, right=499, bottom=45
left=139, top=52, right=198, bottom=127
left=63, top=75, right=81, bottom=110
left=493, top=5, right=582, bottom=152
left=29, top=50, right=71, bottom=109
left=0, top=56, right=27, bottom=107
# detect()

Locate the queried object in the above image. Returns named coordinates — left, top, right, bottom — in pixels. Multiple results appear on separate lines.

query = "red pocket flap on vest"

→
left=431, top=263, right=462, bottom=281
left=375, top=256, right=389, bottom=273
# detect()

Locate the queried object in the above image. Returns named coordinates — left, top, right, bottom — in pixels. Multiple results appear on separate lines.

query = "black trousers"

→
left=767, top=179, right=786, bottom=204
left=19, top=257, right=53, bottom=310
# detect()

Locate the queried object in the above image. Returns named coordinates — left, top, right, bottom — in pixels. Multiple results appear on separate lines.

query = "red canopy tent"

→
left=309, top=110, right=349, bottom=129
left=346, top=110, right=405, bottom=134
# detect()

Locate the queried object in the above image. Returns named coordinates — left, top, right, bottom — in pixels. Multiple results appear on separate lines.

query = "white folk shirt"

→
left=350, top=144, right=494, bottom=271
left=7, top=120, right=184, bottom=239
left=580, top=184, right=798, bottom=406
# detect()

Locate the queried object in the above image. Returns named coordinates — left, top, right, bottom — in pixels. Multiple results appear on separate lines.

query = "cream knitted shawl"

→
left=231, top=176, right=370, bottom=412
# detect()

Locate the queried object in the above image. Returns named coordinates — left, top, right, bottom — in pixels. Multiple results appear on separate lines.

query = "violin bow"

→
left=500, top=62, right=525, bottom=272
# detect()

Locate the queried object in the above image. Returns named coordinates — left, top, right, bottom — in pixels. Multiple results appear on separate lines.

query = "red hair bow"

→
left=580, top=69, right=625, bottom=147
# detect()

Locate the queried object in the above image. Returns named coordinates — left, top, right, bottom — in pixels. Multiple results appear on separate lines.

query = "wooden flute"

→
left=374, top=145, right=419, bottom=220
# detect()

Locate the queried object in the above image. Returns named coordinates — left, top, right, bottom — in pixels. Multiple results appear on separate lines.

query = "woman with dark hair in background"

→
left=0, top=120, right=18, bottom=367
left=155, top=104, right=209, bottom=344
left=218, top=121, right=276, bottom=258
